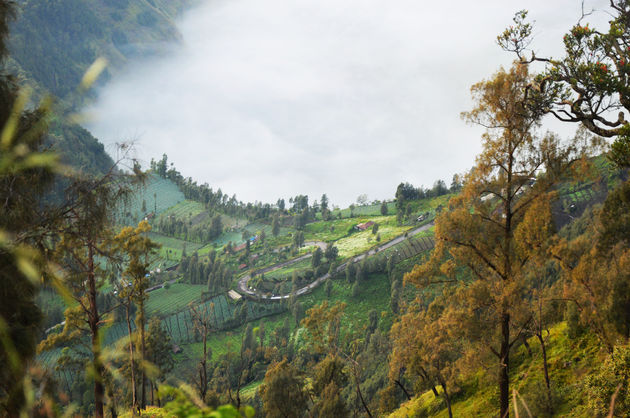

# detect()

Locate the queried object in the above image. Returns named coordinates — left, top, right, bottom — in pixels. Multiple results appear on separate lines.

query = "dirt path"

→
left=236, top=222, right=434, bottom=301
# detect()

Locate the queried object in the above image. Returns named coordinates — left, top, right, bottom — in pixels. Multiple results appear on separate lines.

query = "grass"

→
left=175, top=267, right=395, bottom=374
left=148, top=232, right=203, bottom=268
left=157, top=199, right=206, bottom=221
left=241, top=380, right=262, bottom=401
left=390, top=321, right=606, bottom=417
left=118, top=174, right=185, bottom=226
left=264, top=258, right=312, bottom=280
left=145, top=283, right=206, bottom=316
left=334, top=216, right=409, bottom=258
left=329, top=201, right=397, bottom=218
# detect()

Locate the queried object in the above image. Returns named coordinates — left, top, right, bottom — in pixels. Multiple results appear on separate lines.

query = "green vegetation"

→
left=145, top=283, right=206, bottom=316
left=6, top=0, right=630, bottom=416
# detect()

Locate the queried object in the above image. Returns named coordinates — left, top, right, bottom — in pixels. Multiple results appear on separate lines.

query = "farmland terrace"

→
left=237, top=222, right=435, bottom=300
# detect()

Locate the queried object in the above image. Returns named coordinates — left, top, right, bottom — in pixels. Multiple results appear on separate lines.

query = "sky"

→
left=86, top=0, right=611, bottom=208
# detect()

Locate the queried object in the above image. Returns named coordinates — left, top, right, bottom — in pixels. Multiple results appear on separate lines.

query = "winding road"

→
left=236, top=222, right=434, bottom=301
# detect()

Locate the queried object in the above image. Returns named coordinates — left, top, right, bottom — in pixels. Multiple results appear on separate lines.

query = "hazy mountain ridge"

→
left=3, top=0, right=195, bottom=178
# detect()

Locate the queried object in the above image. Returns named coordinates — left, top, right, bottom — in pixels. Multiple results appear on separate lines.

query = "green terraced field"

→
left=145, top=283, right=206, bottom=316
left=264, top=258, right=312, bottom=280
left=330, top=201, right=397, bottom=218
left=118, top=174, right=185, bottom=226
left=159, top=199, right=206, bottom=220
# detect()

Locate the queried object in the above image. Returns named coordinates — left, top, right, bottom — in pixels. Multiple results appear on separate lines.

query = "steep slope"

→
left=6, top=0, right=194, bottom=177
left=9, top=0, right=192, bottom=101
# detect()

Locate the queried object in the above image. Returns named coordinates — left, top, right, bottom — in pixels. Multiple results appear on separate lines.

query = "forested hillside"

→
left=9, top=0, right=191, bottom=101
left=5, top=0, right=193, bottom=179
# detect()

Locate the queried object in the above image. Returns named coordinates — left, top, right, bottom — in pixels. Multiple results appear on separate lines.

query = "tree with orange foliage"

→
left=404, top=64, right=592, bottom=417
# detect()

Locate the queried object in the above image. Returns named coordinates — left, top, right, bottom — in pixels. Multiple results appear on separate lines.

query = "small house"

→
left=355, top=221, right=375, bottom=231
left=228, top=290, right=243, bottom=301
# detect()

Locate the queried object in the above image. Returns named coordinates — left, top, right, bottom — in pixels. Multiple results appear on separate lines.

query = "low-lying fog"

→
left=86, top=0, right=606, bottom=207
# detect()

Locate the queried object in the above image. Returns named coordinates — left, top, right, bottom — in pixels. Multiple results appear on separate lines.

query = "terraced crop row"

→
left=119, top=174, right=185, bottom=225
left=161, top=295, right=285, bottom=343
left=159, top=200, right=206, bottom=220
left=379, top=235, right=435, bottom=264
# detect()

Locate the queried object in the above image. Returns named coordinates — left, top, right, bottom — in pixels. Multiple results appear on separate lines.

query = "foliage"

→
left=156, top=384, right=252, bottom=418
left=499, top=5, right=630, bottom=166
left=259, top=359, right=308, bottom=418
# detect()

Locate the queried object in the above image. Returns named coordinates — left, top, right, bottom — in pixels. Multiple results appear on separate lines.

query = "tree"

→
left=356, top=194, right=368, bottom=206
left=312, top=382, right=348, bottom=417
left=380, top=201, right=388, bottom=216
left=499, top=6, right=630, bottom=166
left=41, top=174, right=135, bottom=418
left=292, top=231, right=304, bottom=249
left=259, top=359, right=309, bottom=418
left=324, top=243, right=338, bottom=262
left=145, top=317, right=174, bottom=406
left=292, top=301, right=305, bottom=327
left=112, top=220, right=160, bottom=410
left=405, top=64, right=589, bottom=417
left=346, top=263, right=356, bottom=284
left=312, top=247, right=323, bottom=268
left=209, top=214, right=223, bottom=241
left=190, top=303, right=214, bottom=401
left=0, top=3, right=63, bottom=414
left=450, top=174, right=462, bottom=193
left=371, top=223, right=379, bottom=235
left=302, top=301, right=346, bottom=355
left=271, top=214, right=280, bottom=237
left=431, top=179, right=448, bottom=196
left=390, top=295, right=459, bottom=418
left=325, top=279, right=333, bottom=298
left=352, top=281, right=360, bottom=298
left=320, top=193, right=329, bottom=212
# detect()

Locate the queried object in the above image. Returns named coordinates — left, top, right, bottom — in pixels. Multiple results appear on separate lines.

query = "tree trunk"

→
left=537, top=332, right=553, bottom=413
left=125, top=303, right=137, bottom=411
left=436, top=372, right=452, bottom=418
left=394, top=379, right=412, bottom=400
left=499, top=311, right=510, bottom=418
left=139, top=298, right=147, bottom=410
left=355, top=375, right=372, bottom=418
left=200, top=332, right=208, bottom=400
left=88, top=243, right=105, bottom=418
left=521, top=334, right=532, bottom=357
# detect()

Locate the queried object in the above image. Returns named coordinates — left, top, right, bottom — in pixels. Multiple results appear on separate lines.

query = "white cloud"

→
left=86, top=0, right=610, bottom=207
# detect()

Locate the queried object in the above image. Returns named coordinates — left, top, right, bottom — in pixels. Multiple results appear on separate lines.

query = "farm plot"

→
left=145, top=283, right=206, bottom=316
left=148, top=232, right=203, bottom=263
left=159, top=200, right=206, bottom=221
left=331, top=201, right=397, bottom=218
left=118, top=174, right=185, bottom=225
left=336, top=221, right=409, bottom=258
left=161, top=295, right=286, bottom=343
left=379, top=235, right=435, bottom=264
left=264, top=258, right=312, bottom=280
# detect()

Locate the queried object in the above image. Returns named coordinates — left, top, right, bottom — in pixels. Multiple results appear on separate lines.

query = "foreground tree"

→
left=499, top=4, right=630, bottom=166
left=145, top=317, right=174, bottom=406
left=112, top=219, right=160, bottom=410
left=41, top=174, right=133, bottom=417
left=259, top=359, right=309, bottom=418
left=0, top=2, right=62, bottom=414
left=405, top=64, right=590, bottom=417
left=390, top=294, right=458, bottom=417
